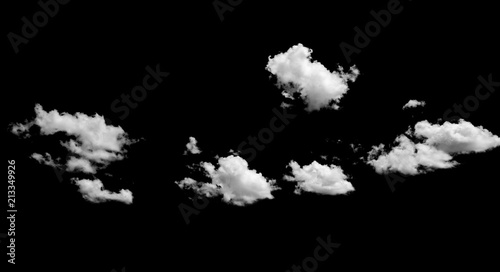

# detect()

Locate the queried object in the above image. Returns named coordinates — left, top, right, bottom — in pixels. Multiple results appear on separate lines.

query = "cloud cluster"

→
left=266, top=43, right=359, bottom=111
left=11, top=104, right=135, bottom=204
left=176, top=155, right=278, bottom=206
left=367, top=119, right=500, bottom=175
left=184, top=136, right=201, bottom=155
left=402, top=99, right=426, bottom=109
left=284, top=161, right=354, bottom=195
left=176, top=43, right=363, bottom=203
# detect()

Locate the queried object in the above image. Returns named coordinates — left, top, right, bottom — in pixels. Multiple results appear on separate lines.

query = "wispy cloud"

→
left=402, top=99, right=426, bottom=109
left=31, top=152, right=59, bottom=167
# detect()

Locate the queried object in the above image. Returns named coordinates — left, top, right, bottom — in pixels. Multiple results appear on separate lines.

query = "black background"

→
left=4, top=0, right=499, bottom=271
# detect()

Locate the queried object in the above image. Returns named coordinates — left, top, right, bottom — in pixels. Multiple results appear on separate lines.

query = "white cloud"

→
left=414, top=119, right=500, bottom=154
left=67, top=157, right=96, bottom=174
left=61, top=139, right=122, bottom=164
left=402, top=100, right=426, bottom=109
left=12, top=104, right=132, bottom=164
left=367, top=119, right=500, bottom=175
left=175, top=178, right=220, bottom=197
left=184, top=136, right=201, bottom=155
left=266, top=43, right=359, bottom=111
left=31, top=153, right=59, bottom=167
left=284, top=161, right=354, bottom=195
left=176, top=155, right=278, bottom=206
left=367, top=136, right=457, bottom=175
left=350, top=143, right=362, bottom=153
left=73, top=179, right=133, bottom=204
left=280, top=102, right=292, bottom=109
left=11, top=122, right=31, bottom=137
left=11, top=104, right=136, bottom=204
left=25, top=104, right=131, bottom=160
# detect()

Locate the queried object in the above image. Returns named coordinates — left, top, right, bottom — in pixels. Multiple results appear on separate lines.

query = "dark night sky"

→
left=4, top=0, right=499, bottom=271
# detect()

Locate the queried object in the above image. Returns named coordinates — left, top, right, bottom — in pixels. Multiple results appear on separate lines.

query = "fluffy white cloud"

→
left=176, top=155, right=278, bottom=206
left=414, top=119, right=500, bottom=154
left=402, top=100, right=426, bottom=109
left=11, top=104, right=136, bottom=204
left=73, top=179, right=133, bottom=204
left=367, top=119, right=500, bottom=175
left=184, top=136, right=201, bottom=155
left=266, top=43, right=359, bottom=111
left=367, top=136, right=457, bottom=175
left=284, top=161, right=354, bottom=195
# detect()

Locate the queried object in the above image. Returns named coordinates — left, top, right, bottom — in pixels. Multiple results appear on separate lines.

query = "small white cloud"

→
left=284, top=161, right=354, bottom=195
left=266, top=43, right=359, bottom=112
left=66, top=157, right=96, bottom=174
left=73, top=179, right=133, bottom=204
left=350, top=143, right=362, bottom=153
left=31, top=153, right=59, bottom=167
left=176, top=155, right=278, bottom=206
left=280, top=102, right=292, bottom=109
left=367, top=119, right=500, bottom=175
left=11, top=122, right=32, bottom=137
left=184, top=137, right=201, bottom=155
left=175, top=178, right=220, bottom=197
left=402, top=100, right=426, bottom=109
